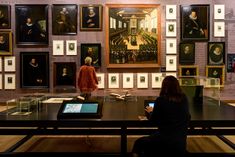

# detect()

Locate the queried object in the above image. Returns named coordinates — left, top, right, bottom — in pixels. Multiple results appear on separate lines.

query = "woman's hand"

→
left=145, top=106, right=153, bottom=113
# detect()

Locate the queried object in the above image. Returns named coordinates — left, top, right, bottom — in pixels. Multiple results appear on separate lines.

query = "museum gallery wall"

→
left=0, top=0, right=232, bottom=97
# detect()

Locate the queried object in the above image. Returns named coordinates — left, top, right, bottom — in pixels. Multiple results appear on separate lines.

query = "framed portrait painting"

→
left=20, top=52, right=49, bottom=88
left=52, top=4, right=77, bottom=35
left=54, top=62, right=76, bottom=87
left=80, top=43, right=101, bottom=67
left=80, top=4, right=102, bottom=31
left=179, top=65, right=198, bottom=76
left=180, top=5, right=210, bottom=41
left=227, top=54, right=235, bottom=72
left=0, top=31, right=12, bottom=55
left=208, top=42, right=225, bottom=65
left=179, top=42, right=195, bottom=64
left=0, top=5, right=11, bottom=29
left=15, top=5, right=48, bottom=46
left=4, top=74, right=15, bottom=90
left=4, top=56, right=15, bottom=72
left=106, top=4, right=161, bottom=68
left=206, top=65, right=225, bottom=86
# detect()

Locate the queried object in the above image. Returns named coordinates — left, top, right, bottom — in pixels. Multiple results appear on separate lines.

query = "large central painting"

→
left=105, top=4, right=161, bottom=68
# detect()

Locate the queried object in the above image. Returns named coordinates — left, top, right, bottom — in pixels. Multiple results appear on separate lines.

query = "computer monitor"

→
left=57, top=100, right=103, bottom=119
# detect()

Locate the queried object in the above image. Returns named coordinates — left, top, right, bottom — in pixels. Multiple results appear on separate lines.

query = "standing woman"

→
left=132, top=75, right=191, bottom=157
left=77, top=56, right=98, bottom=99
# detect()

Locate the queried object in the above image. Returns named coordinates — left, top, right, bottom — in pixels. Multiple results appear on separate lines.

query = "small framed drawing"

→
left=179, top=42, right=195, bottom=64
left=0, top=5, right=11, bottom=29
left=137, top=73, right=148, bottom=89
left=53, top=40, right=64, bottom=56
left=0, top=74, right=2, bottom=89
left=4, top=74, right=15, bottom=90
left=214, top=5, right=225, bottom=20
left=208, top=42, right=225, bottom=65
left=166, top=5, right=177, bottom=20
left=66, top=40, right=77, bottom=55
left=122, top=73, right=134, bottom=89
left=96, top=73, right=105, bottom=89
left=166, top=38, right=177, bottom=54
left=214, top=22, right=225, bottom=37
left=52, top=4, right=77, bottom=35
left=151, top=73, right=163, bottom=88
left=54, top=62, right=76, bottom=87
left=227, top=54, right=235, bottom=72
left=206, top=65, right=225, bottom=86
left=108, top=73, right=119, bottom=89
left=179, top=65, right=198, bottom=76
left=80, top=4, right=102, bottom=31
left=166, top=55, right=177, bottom=71
left=80, top=43, right=101, bottom=67
left=20, top=52, right=49, bottom=88
left=4, top=56, right=15, bottom=72
left=166, top=21, right=177, bottom=37
left=0, top=31, right=13, bottom=56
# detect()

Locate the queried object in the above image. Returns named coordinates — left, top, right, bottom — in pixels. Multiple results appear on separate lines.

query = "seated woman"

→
left=132, top=75, right=191, bottom=157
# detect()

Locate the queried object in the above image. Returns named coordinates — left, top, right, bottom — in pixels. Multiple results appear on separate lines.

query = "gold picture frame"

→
left=0, top=31, right=13, bottom=56
left=105, top=4, right=161, bottom=68
left=206, top=65, right=225, bottom=87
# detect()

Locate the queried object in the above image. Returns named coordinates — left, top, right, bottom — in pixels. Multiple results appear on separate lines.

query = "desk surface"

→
left=0, top=96, right=235, bottom=122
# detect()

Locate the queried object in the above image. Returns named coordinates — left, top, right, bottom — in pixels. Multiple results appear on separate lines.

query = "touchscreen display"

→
left=63, top=103, right=98, bottom=113
left=148, top=102, right=155, bottom=108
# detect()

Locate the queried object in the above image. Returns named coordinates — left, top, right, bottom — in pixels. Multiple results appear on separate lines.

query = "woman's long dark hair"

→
left=160, top=75, right=184, bottom=103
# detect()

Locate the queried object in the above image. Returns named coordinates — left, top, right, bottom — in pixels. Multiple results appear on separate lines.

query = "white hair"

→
left=85, top=56, right=92, bottom=65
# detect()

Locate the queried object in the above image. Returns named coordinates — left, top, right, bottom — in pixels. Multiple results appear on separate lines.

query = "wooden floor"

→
left=0, top=135, right=234, bottom=153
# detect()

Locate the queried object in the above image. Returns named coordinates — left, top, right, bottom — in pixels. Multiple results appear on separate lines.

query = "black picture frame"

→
left=52, top=4, right=77, bottom=35
left=0, top=5, right=11, bottom=29
left=206, top=65, right=225, bottom=86
left=0, top=31, right=13, bottom=55
left=179, top=42, right=195, bottom=64
left=208, top=42, right=225, bottom=65
left=80, top=43, right=101, bottom=67
left=227, top=54, right=235, bottom=73
left=80, top=4, right=102, bottom=31
left=180, top=5, right=210, bottom=41
left=54, top=62, right=76, bottom=87
left=15, top=5, right=48, bottom=46
left=20, top=52, right=49, bottom=88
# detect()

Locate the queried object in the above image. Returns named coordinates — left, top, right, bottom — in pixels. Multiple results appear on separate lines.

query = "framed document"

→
left=108, top=73, right=119, bottom=89
left=214, top=22, right=225, bottom=37
left=4, top=74, right=15, bottom=90
left=137, top=73, right=148, bottom=89
left=166, top=21, right=177, bottom=37
left=4, top=56, right=15, bottom=72
left=96, top=73, right=105, bottom=89
left=166, top=38, right=177, bottom=54
left=166, top=5, right=177, bottom=20
left=53, top=40, right=64, bottom=56
left=122, top=73, right=134, bottom=89
left=66, top=40, right=77, bottom=55
left=151, top=73, right=163, bottom=88
left=166, top=55, right=177, bottom=71
left=214, top=4, right=225, bottom=20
